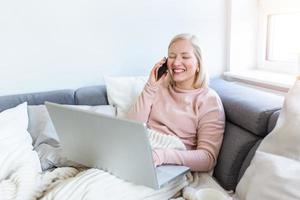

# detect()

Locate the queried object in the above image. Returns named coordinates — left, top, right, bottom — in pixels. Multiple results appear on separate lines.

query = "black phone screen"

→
left=157, top=60, right=168, bottom=80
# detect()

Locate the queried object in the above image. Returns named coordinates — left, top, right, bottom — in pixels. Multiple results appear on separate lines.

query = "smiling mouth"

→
left=172, top=68, right=186, bottom=74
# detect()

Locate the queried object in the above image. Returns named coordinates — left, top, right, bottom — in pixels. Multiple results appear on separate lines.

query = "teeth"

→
left=173, top=69, right=185, bottom=73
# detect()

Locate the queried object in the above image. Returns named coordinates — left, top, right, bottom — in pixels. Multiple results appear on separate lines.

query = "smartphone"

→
left=157, top=59, right=168, bottom=80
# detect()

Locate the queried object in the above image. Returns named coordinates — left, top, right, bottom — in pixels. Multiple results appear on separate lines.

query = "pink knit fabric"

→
left=126, top=80, right=225, bottom=171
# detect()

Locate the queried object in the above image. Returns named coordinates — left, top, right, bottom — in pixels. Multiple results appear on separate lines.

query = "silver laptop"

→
left=45, top=102, right=189, bottom=189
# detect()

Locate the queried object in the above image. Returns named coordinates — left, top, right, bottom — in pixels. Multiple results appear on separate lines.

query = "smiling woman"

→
left=126, top=33, right=225, bottom=172
left=167, top=34, right=208, bottom=90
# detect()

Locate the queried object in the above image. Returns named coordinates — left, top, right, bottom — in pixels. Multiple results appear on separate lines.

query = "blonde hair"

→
left=167, top=33, right=209, bottom=88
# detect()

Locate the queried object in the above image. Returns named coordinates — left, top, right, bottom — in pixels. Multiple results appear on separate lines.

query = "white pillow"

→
left=235, top=79, right=300, bottom=200
left=27, top=104, right=116, bottom=170
left=104, top=76, right=148, bottom=117
left=0, top=102, right=41, bottom=199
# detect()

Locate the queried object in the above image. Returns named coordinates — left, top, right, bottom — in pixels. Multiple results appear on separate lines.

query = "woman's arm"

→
left=126, top=58, right=168, bottom=123
left=126, top=82, right=159, bottom=123
left=153, top=149, right=215, bottom=171
left=153, top=100, right=225, bottom=171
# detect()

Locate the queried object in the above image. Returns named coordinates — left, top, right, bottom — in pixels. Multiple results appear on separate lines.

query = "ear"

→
left=297, top=75, right=300, bottom=80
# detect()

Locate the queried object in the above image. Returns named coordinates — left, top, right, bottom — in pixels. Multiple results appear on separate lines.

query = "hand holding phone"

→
left=157, top=59, right=168, bottom=80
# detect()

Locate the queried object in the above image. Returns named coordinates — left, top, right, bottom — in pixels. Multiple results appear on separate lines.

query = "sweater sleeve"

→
left=126, top=81, right=160, bottom=123
left=153, top=98, right=225, bottom=171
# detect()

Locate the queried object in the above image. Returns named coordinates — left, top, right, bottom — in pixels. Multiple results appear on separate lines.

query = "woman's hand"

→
left=148, top=57, right=168, bottom=85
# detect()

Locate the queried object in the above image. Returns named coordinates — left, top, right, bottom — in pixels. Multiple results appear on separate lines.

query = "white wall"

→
left=0, top=0, right=227, bottom=95
left=228, top=0, right=259, bottom=71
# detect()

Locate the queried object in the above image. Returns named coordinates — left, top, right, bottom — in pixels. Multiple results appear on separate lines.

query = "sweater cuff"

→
left=153, top=149, right=184, bottom=166
left=152, top=149, right=165, bottom=166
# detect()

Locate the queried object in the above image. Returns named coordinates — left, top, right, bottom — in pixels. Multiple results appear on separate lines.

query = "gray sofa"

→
left=0, top=78, right=284, bottom=191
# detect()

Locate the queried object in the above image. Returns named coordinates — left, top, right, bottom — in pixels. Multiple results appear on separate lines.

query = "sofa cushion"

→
left=0, top=90, right=75, bottom=112
left=104, top=76, right=148, bottom=117
left=75, top=85, right=108, bottom=105
left=213, top=122, right=258, bottom=191
left=237, top=140, right=262, bottom=182
left=210, top=79, right=283, bottom=137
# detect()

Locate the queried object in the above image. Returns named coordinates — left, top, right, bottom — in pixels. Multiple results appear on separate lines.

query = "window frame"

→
left=257, top=0, right=300, bottom=74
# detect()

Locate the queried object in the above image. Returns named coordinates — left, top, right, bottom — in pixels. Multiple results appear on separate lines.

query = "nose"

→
left=173, top=57, right=182, bottom=66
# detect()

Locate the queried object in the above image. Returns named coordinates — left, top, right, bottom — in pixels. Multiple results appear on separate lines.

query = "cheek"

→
left=187, top=61, right=198, bottom=72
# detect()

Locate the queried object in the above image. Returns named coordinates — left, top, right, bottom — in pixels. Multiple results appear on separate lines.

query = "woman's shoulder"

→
left=195, top=87, right=224, bottom=121
left=196, top=86, right=219, bottom=98
left=196, top=87, right=223, bottom=107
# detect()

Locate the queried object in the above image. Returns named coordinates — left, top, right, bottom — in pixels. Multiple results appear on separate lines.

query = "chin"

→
left=171, top=73, right=182, bottom=79
left=172, top=76, right=186, bottom=83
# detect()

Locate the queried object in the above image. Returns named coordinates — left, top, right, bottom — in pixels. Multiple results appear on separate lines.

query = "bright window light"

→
left=266, top=12, right=300, bottom=63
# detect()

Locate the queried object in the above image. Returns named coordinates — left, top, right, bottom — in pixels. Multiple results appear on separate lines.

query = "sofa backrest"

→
left=0, top=90, right=75, bottom=112
left=0, top=86, right=109, bottom=112
left=210, top=79, right=284, bottom=191
left=75, top=85, right=108, bottom=105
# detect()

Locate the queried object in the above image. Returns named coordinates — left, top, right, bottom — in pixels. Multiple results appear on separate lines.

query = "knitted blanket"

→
left=0, top=126, right=230, bottom=200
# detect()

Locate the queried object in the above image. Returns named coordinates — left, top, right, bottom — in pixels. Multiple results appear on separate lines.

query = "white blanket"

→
left=0, top=123, right=230, bottom=200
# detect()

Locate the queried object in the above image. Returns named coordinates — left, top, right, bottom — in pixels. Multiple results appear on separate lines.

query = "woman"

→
left=126, top=33, right=225, bottom=172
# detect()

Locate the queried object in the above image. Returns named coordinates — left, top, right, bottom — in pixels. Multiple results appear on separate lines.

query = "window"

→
left=225, top=0, right=300, bottom=91
left=266, top=13, right=300, bottom=63
left=258, top=0, right=300, bottom=74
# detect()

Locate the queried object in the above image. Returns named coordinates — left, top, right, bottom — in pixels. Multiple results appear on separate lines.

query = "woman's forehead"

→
left=169, top=40, right=193, bottom=53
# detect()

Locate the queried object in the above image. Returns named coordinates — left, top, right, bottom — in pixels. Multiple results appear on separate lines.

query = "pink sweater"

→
left=126, top=81, right=225, bottom=171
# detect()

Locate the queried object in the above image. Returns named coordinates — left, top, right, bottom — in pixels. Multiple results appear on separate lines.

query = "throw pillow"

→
left=0, top=102, right=41, bottom=199
left=104, top=76, right=148, bottom=117
left=235, top=78, right=300, bottom=200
